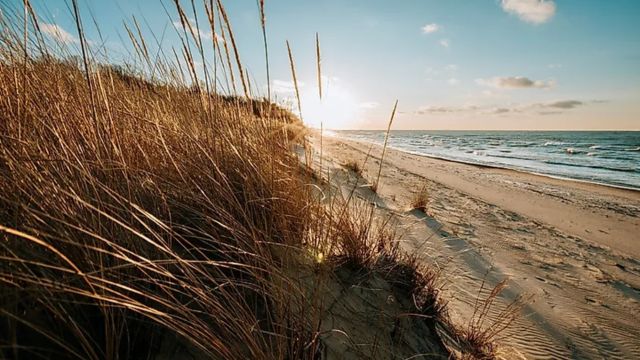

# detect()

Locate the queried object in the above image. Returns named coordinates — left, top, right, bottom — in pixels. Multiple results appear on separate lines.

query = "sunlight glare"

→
left=297, top=77, right=360, bottom=130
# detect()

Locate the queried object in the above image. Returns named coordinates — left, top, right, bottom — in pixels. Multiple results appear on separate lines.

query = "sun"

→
left=303, top=95, right=358, bottom=130
left=296, top=78, right=360, bottom=130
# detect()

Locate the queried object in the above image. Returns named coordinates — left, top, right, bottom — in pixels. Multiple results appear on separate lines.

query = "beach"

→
left=4, top=0, right=640, bottom=358
left=317, top=134, right=640, bottom=359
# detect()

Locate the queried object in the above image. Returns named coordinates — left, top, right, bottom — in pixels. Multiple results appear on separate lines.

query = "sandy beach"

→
left=317, top=134, right=640, bottom=359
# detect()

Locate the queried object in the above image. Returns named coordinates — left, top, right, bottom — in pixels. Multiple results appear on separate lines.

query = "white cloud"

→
left=416, top=105, right=479, bottom=114
left=439, top=39, right=450, bottom=48
left=546, top=100, right=582, bottom=109
left=173, top=19, right=224, bottom=43
left=547, top=63, right=563, bottom=69
left=413, top=99, right=587, bottom=116
left=272, top=79, right=305, bottom=94
left=447, top=78, right=459, bottom=86
left=501, top=0, right=556, bottom=24
left=359, top=101, right=380, bottom=109
left=491, top=108, right=513, bottom=114
left=41, top=23, right=77, bottom=44
left=476, top=76, right=554, bottom=89
left=421, top=23, right=440, bottom=34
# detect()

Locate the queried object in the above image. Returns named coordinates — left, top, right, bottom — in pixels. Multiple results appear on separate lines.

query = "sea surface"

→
left=334, top=131, right=640, bottom=190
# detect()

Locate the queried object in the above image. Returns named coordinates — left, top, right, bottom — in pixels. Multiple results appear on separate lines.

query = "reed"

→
left=315, top=32, right=324, bottom=174
left=258, top=0, right=270, bottom=102
left=286, top=40, right=302, bottom=122
left=371, top=100, right=398, bottom=193
left=216, top=0, right=248, bottom=98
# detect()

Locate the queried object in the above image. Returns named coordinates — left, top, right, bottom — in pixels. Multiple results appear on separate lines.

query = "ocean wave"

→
left=590, top=153, right=636, bottom=161
left=337, top=130, right=640, bottom=190
left=490, top=154, right=538, bottom=161
left=588, top=144, right=637, bottom=151
left=544, top=160, right=638, bottom=173
left=509, top=142, right=536, bottom=147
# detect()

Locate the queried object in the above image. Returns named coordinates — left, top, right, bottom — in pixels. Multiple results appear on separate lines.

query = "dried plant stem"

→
left=286, top=39, right=309, bottom=167
left=316, top=32, right=323, bottom=174
left=215, top=5, right=236, bottom=95
left=373, top=100, right=398, bottom=192
left=286, top=40, right=302, bottom=122
left=204, top=0, right=218, bottom=94
left=258, top=0, right=270, bottom=102
left=71, top=0, right=100, bottom=148
left=216, top=0, right=249, bottom=98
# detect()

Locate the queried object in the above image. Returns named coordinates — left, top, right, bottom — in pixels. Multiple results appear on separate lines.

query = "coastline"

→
left=323, top=134, right=640, bottom=257
left=316, top=133, right=640, bottom=359
left=387, top=143, right=640, bottom=193
left=328, top=131, right=640, bottom=192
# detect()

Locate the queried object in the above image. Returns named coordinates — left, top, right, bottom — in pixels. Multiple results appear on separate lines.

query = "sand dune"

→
left=317, top=135, right=640, bottom=359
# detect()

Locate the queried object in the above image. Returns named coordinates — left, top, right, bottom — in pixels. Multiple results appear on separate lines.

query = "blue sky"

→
left=13, top=0, right=640, bottom=130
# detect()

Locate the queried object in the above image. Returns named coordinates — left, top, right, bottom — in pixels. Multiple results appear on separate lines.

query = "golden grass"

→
left=454, top=277, right=527, bottom=359
left=411, top=186, right=430, bottom=213
left=0, top=1, right=507, bottom=359
left=0, top=59, right=313, bottom=358
left=1, top=2, right=315, bottom=357
left=371, top=100, right=398, bottom=193
left=343, top=159, right=363, bottom=175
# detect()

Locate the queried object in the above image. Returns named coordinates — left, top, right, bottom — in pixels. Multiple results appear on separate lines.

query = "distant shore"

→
left=318, top=134, right=640, bottom=359
left=327, top=130, right=640, bottom=191
left=387, top=144, right=640, bottom=193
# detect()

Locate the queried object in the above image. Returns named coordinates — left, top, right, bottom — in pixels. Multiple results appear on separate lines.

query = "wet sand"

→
left=317, top=134, right=640, bottom=359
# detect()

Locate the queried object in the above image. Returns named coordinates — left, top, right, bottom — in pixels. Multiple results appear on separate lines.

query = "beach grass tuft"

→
left=343, top=159, right=363, bottom=175
left=411, top=186, right=430, bottom=213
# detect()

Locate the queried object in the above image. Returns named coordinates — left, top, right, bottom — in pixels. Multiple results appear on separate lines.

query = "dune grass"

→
left=0, top=1, right=505, bottom=359
left=411, top=186, right=430, bottom=213
left=343, top=159, right=363, bottom=176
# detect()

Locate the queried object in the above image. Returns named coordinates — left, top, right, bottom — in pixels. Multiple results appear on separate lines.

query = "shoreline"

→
left=324, top=135, right=640, bottom=258
left=391, top=145, right=640, bottom=193
left=326, top=132, right=640, bottom=193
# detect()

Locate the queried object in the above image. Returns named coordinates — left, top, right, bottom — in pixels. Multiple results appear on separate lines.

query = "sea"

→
left=333, top=131, right=640, bottom=191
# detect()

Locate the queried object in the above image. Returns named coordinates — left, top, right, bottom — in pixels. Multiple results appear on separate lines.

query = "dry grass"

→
left=370, top=100, right=398, bottom=194
left=411, top=186, right=430, bottom=213
left=0, top=1, right=506, bottom=359
left=0, top=61, right=314, bottom=359
left=456, top=277, right=527, bottom=359
left=1, top=2, right=315, bottom=358
left=343, top=159, right=363, bottom=175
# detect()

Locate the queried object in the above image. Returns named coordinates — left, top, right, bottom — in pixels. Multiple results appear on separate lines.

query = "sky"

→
left=9, top=0, right=640, bottom=130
